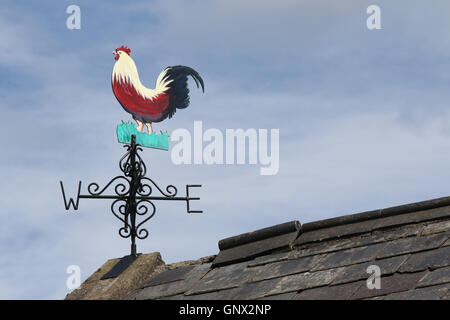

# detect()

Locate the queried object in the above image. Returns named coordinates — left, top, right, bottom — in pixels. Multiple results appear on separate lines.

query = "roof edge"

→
left=218, top=221, right=300, bottom=251
left=302, top=195, right=450, bottom=232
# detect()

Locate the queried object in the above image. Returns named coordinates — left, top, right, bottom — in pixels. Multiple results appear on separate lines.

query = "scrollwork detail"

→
left=138, top=177, right=178, bottom=197
left=87, top=176, right=130, bottom=197
left=110, top=199, right=132, bottom=239
left=134, top=200, right=156, bottom=240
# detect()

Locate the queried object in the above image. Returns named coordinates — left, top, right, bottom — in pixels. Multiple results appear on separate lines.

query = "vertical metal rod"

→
left=129, top=135, right=138, bottom=256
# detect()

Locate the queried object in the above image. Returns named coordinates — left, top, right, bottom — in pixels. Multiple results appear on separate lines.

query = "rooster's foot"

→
left=136, top=120, right=144, bottom=132
left=146, top=123, right=153, bottom=134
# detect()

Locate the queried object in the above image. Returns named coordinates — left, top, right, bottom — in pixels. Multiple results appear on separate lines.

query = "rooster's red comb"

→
left=116, top=45, right=131, bottom=55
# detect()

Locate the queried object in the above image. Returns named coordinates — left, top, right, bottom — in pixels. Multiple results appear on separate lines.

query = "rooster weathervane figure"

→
left=59, top=46, right=204, bottom=259
left=112, top=45, right=205, bottom=149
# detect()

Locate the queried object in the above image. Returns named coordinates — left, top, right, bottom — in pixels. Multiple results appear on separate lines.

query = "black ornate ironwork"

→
left=60, top=135, right=202, bottom=255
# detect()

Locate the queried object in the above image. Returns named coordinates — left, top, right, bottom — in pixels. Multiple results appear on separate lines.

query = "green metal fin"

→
left=117, top=122, right=169, bottom=150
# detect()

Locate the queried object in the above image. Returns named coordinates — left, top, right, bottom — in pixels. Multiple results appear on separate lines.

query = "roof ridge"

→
left=301, top=195, right=450, bottom=232
left=218, top=221, right=301, bottom=250
left=211, top=221, right=301, bottom=268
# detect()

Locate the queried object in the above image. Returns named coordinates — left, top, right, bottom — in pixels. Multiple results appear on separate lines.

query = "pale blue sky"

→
left=2, top=0, right=450, bottom=299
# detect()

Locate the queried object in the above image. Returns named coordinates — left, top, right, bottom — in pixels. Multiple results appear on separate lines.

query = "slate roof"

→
left=128, top=196, right=450, bottom=300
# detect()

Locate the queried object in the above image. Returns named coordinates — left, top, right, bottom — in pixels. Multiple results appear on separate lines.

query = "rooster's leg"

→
left=136, top=120, right=144, bottom=132
left=146, top=123, right=153, bottom=134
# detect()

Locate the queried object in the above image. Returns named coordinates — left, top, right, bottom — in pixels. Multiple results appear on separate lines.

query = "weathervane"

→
left=60, top=45, right=205, bottom=260
left=60, top=135, right=202, bottom=256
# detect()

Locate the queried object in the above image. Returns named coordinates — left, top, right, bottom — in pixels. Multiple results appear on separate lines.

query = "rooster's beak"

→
left=112, top=50, right=120, bottom=61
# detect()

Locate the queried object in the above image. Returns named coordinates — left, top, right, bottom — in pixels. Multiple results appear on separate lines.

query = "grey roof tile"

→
left=250, top=254, right=323, bottom=282
left=372, top=206, right=450, bottom=230
left=373, top=283, right=450, bottom=300
left=355, top=224, right=423, bottom=246
left=383, top=223, right=425, bottom=238
left=141, top=265, right=195, bottom=288
left=294, top=223, right=424, bottom=259
left=417, top=266, right=450, bottom=288
left=297, top=197, right=450, bottom=246
left=257, top=292, right=296, bottom=300
left=219, top=221, right=300, bottom=250
left=247, top=251, right=291, bottom=267
left=211, top=232, right=298, bottom=268
left=443, top=289, right=450, bottom=300
left=185, top=261, right=264, bottom=295
left=399, top=246, right=450, bottom=272
left=134, top=280, right=190, bottom=300
left=295, top=219, right=377, bottom=246
left=181, top=287, right=244, bottom=300
left=134, top=263, right=211, bottom=300
left=263, top=267, right=344, bottom=296
left=156, top=294, right=186, bottom=300
left=376, top=233, right=448, bottom=259
left=311, top=243, right=386, bottom=271
left=294, top=238, right=356, bottom=258
left=421, top=219, right=450, bottom=236
left=331, top=255, right=408, bottom=286
left=294, top=281, right=363, bottom=300
left=350, top=271, right=427, bottom=300
left=217, top=277, right=283, bottom=300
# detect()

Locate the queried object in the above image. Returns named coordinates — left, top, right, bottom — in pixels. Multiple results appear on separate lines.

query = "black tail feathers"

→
left=162, top=66, right=204, bottom=119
